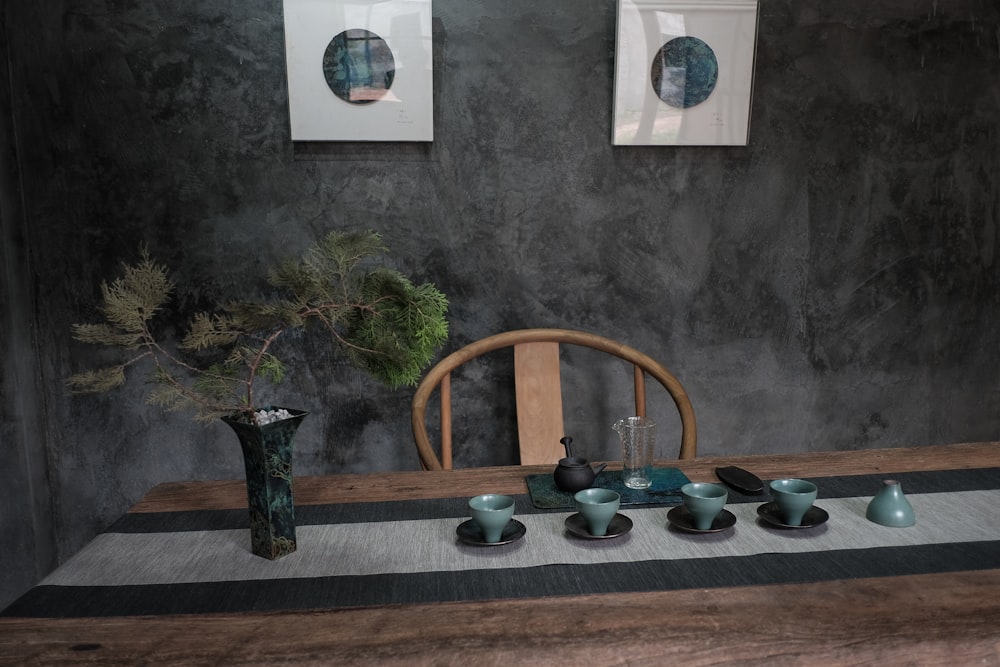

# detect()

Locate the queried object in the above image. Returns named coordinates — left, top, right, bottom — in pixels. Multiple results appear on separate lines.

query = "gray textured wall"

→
left=2, top=0, right=998, bottom=608
left=1, top=2, right=60, bottom=615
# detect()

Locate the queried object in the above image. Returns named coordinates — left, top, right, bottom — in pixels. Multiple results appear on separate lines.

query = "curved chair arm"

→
left=411, top=328, right=697, bottom=470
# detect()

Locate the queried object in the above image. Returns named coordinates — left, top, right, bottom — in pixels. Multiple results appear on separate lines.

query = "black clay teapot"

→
left=553, top=437, right=608, bottom=493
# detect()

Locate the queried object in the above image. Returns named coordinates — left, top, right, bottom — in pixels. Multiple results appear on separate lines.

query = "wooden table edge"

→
left=4, top=569, right=1000, bottom=665
left=129, top=441, right=1000, bottom=513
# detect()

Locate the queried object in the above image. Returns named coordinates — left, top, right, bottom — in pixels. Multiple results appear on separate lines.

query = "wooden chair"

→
left=411, top=328, right=697, bottom=470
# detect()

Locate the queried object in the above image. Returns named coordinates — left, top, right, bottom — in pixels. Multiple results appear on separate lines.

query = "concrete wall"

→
left=0, top=3, right=59, bottom=614
left=2, top=0, right=998, bottom=608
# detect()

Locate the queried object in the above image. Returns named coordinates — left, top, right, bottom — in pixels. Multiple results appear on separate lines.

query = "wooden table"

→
left=3, top=441, right=1000, bottom=666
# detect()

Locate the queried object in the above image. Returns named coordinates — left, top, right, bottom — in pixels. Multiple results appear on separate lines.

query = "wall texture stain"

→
left=1, top=0, right=998, bottom=607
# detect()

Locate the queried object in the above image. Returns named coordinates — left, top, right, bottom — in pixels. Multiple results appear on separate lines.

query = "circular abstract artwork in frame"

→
left=650, top=36, right=719, bottom=109
left=323, top=29, right=396, bottom=105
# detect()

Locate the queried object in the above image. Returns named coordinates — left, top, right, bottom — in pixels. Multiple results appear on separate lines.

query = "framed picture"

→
left=282, top=0, right=433, bottom=142
left=612, top=0, right=759, bottom=146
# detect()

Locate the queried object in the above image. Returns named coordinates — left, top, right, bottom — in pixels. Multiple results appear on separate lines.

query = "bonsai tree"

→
left=67, top=230, right=449, bottom=424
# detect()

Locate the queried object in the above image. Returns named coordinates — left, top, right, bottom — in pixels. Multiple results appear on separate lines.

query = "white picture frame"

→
left=612, top=0, right=759, bottom=146
left=282, top=0, right=433, bottom=142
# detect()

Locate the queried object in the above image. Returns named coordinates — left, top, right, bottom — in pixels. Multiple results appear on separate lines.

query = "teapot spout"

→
left=592, top=462, right=608, bottom=476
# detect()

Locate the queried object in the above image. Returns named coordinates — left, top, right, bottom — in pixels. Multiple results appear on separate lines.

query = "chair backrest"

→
left=410, top=328, right=697, bottom=470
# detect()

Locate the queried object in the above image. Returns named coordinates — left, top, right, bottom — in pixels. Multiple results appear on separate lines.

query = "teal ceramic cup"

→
left=468, top=494, right=515, bottom=543
left=574, top=488, right=621, bottom=536
left=769, top=478, right=818, bottom=526
left=681, top=482, right=728, bottom=530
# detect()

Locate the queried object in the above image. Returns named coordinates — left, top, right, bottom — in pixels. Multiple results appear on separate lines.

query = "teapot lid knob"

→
left=559, top=436, right=573, bottom=458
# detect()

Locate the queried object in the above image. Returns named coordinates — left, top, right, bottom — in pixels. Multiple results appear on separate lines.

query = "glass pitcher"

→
left=612, top=416, right=656, bottom=489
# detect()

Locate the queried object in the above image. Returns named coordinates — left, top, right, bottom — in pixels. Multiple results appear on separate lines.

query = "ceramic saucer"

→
left=456, top=519, right=527, bottom=546
left=756, top=502, right=829, bottom=529
left=667, top=505, right=737, bottom=533
left=564, top=512, right=633, bottom=540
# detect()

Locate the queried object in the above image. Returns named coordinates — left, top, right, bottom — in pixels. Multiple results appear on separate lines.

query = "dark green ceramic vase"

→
left=221, top=407, right=308, bottom=560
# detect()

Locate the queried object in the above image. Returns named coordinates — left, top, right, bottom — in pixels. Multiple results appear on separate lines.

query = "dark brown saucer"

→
left=456, top=519, right=527, bottom=546
left=756, top=502, right=829, bottom=529
left=667, top=505, right=737, bottom=533
left=564, top=513, right=633, bottom=540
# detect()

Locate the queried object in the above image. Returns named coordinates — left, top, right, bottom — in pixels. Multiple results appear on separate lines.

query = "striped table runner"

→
left=4, top=468, right=999, bottom=617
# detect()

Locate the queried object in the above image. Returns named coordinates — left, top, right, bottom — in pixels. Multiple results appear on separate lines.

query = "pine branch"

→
left=67, top=229, right=449, bottom=422
left=66, top=366, right=128, bottom=393
left=99, top=250, right=173, bottom=333
left=179, top=313, right=242, bottom=351
left=71, top=323, right=145, bottom=349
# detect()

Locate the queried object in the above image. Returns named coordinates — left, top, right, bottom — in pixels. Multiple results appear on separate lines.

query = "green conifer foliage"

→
left=67, top=231, right=449, bottom=423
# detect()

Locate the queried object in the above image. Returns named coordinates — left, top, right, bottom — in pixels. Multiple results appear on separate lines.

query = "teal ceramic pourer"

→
left=866, top=479, right=915, bottom=527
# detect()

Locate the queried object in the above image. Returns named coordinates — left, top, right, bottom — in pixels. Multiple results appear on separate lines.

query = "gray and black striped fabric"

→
left=4, top=468, right=999, bottom=618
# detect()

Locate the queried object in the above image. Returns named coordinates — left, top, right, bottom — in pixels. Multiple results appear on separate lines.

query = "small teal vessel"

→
left=866, top=479, right=916, bottom=527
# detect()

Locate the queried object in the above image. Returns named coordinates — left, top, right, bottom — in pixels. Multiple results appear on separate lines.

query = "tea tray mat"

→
left=526, top=467, right=691, bottom=509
